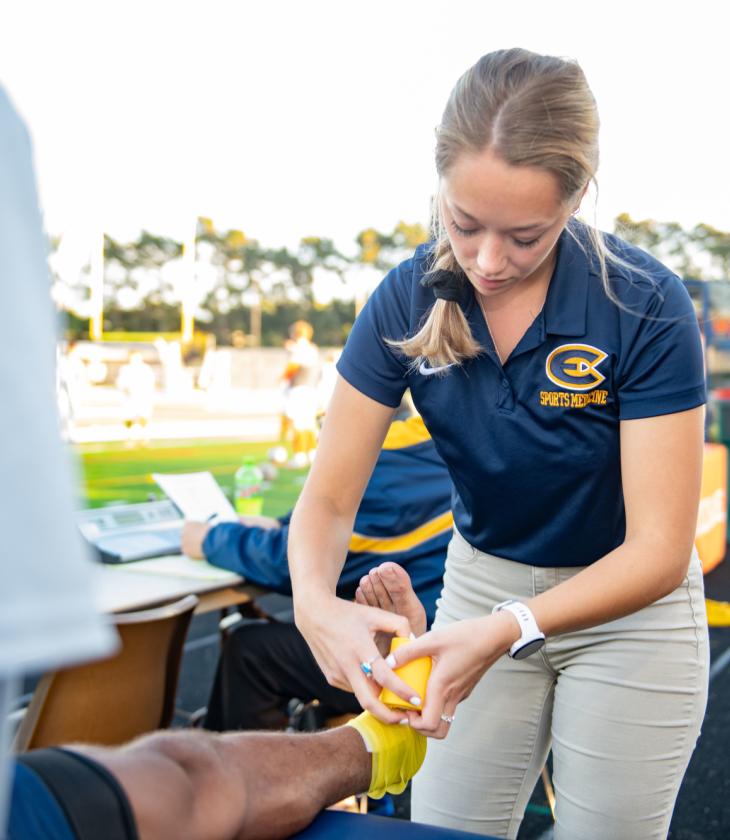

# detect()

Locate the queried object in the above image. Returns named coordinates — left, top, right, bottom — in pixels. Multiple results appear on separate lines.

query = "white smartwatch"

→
left=492, top=600, right=546, bottom=659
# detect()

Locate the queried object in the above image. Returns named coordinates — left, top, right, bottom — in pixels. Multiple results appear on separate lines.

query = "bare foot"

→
left=356, top=562, right=428, bottom=639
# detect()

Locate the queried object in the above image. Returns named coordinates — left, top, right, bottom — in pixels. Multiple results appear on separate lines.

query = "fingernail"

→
left=399, top=718, right=410, bottom=725
left=409, top=632, right=416, bottom=640
left=409, top=696, right=421, bottom=707
left=385, top=654, right=396, bottom=668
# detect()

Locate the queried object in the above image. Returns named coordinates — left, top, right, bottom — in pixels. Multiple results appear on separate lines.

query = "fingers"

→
left=404, top=695, right=457, bottom=740
left=363, top=604, right=413, bottom=640
left=369, top=654, right=423, bottom=709
left=350, top=657, right=412, bottom=724
left=384, top=632, right=433, bottom=669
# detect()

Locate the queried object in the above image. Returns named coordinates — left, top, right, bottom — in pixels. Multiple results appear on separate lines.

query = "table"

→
left=95, top=554, right=267, bottom=615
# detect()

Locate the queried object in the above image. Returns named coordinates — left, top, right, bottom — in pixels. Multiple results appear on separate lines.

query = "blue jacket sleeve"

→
left=202, top=521, right=293, bottom=594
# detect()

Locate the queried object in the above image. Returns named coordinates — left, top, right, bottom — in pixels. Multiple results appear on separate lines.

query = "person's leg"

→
left=74, top=712, right=425, bottom=840
left=549, top=552, right=709, bottom=840
left=411, top=531, right=556, bottom=838
left=204, top=622, right=361, bottom=731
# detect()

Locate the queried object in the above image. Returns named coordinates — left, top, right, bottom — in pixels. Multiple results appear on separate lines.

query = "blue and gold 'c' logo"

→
left=545, top=344, right=607, bottom=392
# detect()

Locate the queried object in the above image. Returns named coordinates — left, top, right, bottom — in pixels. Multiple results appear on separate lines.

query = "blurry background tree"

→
left=614, top=214, right=730, bottom=280
left=103, top=231, right=183, bottom=332
left=53, top=216, right=730, bottom=346
left=354, top=220, right=430, bottom=271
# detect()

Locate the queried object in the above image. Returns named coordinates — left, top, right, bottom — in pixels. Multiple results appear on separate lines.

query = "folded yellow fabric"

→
left=346, top=711, right=427, bottom=799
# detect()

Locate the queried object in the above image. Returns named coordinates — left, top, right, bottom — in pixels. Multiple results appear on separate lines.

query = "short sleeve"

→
left=336, top=260, right=414, bottom=407
left=616, top=275, right=706, bottom=420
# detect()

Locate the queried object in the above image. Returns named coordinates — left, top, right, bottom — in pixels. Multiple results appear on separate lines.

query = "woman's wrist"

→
left=293, top=584, right=337, bottom=616
left=484, top=610, right=522, bottom=653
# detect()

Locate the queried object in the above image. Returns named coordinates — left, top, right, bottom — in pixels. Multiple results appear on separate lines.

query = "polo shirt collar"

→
left=543, top=223, right=595, bottom=337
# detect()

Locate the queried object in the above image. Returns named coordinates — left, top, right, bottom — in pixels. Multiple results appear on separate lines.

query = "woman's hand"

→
left=389, top=611, right=520, bottom=739
left=294, top=593, right=426, bottom=724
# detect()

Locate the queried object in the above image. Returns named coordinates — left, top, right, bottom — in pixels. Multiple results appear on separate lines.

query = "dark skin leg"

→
left=72, top=725, right=370, bottom=840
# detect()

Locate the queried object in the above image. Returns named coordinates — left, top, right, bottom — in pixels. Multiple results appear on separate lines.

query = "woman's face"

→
left=440, top=147, right=575, bottom=301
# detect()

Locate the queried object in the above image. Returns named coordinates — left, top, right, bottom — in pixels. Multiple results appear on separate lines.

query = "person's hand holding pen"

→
left=181, top=514, right=281, bottom=560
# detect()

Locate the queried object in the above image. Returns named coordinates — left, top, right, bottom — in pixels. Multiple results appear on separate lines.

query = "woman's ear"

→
left=572, top=182, right=589, bottom=214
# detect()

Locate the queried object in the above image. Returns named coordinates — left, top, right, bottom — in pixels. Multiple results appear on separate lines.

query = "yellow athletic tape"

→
left=346, top=711, right=427, bottom=799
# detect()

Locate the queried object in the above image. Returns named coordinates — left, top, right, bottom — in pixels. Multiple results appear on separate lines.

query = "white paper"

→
left=114, top=554, right=241, bottom=582
left=152, top=471, right=238, bottom=522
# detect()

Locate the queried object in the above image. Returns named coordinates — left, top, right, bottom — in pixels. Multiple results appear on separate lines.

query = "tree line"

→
left=56, top=215, right=730, bottom=348
left=57, top=219, right=429, bottom=347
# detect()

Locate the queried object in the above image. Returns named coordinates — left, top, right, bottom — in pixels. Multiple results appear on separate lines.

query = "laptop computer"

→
left=77, top=500, right=183, bottom=564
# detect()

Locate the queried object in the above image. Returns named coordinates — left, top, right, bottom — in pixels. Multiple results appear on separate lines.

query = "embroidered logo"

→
left=418, top=361, right=455, bottom=377
left=545, top=344, right=607, bottom=392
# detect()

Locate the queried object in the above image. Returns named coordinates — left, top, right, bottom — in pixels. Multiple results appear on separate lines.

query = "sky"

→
left=2, top=0, right=729, bottom=291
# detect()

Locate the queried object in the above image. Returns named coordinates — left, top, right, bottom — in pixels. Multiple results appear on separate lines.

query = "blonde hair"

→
left=290, top=320, right=314, bottom=341
left=391, top=48, right=634, bottom=370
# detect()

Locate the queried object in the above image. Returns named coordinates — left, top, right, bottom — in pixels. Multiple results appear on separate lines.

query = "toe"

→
left=369, top=569, right=395, bottom=612
left=359, top=575, right=379, bottom=608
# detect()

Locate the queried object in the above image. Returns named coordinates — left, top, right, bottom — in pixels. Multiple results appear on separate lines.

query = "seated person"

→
left=181, top=410, right=453, bottom=731
left=8, top=710, right=429, bottom=840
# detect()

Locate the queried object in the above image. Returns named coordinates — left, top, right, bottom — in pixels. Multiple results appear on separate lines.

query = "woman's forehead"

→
left=442, top=148, right=565, bottom=229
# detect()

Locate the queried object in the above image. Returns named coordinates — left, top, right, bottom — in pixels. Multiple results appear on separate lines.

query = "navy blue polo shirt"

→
left=337, top=223, right=706, bottom=568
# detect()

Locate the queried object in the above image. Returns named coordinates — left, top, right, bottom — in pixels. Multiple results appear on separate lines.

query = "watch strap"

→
left=492, top=599, right=546, bottom=659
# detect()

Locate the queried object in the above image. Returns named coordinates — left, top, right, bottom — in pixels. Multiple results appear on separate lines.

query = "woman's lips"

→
left=473, top=272, right=510, bottom=287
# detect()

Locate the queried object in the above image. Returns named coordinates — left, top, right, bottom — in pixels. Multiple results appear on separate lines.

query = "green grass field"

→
left=75, top=439, right=306, bottom=517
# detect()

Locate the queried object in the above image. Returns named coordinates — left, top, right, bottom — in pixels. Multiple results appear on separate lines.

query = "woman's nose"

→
left=476, top=234, right=507, bottom=277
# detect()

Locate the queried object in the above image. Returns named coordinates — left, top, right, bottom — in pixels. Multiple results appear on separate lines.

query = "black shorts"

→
left=13, top=748, right=138, bottom=840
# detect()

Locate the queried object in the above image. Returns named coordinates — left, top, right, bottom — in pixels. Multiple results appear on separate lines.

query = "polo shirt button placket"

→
left=497, top=376, right=515, bottom=412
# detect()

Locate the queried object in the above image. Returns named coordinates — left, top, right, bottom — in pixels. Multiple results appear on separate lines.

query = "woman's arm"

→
left=526, top=405, right=704, bottom=635
left=394, top=405, right=705, bottom=737
left=289, top=375, right=418, bottom=721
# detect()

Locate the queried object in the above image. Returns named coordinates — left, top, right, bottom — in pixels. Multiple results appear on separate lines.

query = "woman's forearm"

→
left=527, top=532, right=694, bottom=638
left=288, top=490, right=356, bottom=607
left=288, top=375, right=396, bottom=612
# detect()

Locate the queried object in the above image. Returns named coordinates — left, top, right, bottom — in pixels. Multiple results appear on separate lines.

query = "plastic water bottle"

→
left=234, top=456, right=264, bottom=515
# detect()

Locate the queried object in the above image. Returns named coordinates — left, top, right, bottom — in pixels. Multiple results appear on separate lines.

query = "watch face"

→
left=512, top=637, right=546, bottom=660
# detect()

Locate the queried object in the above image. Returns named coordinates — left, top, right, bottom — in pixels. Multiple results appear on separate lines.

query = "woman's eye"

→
left=450, top=220, right=478, bottom=237
left=514, top=237, right=540, bottom=248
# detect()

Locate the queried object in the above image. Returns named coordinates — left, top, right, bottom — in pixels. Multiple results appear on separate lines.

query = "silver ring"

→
left=360, top=658, right=376, bottom=678
left=440, top=713, right=455, bottom=724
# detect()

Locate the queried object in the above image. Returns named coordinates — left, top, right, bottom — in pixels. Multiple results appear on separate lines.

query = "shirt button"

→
left=501, top=379, right=509, bottom=389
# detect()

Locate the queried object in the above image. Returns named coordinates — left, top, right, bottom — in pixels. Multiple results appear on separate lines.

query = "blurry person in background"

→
left=280, top=320, right=320, bottom=467
left=116, top=351, right=156, bottom=445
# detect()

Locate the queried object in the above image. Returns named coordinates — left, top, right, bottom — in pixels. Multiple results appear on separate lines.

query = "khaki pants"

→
left=411, top=529, right=709, bottom=839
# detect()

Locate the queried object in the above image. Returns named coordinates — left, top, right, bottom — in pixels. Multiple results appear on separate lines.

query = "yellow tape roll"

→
left=379, top=636, right=432, bottom=711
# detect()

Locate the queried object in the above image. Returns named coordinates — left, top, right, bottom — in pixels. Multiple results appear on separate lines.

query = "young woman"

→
left=288, top=48, right=709, bottom=838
